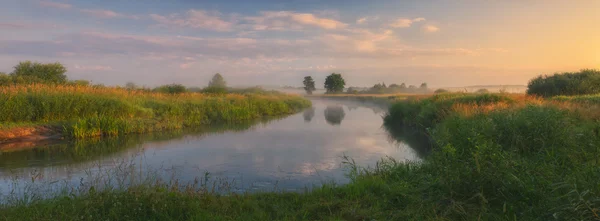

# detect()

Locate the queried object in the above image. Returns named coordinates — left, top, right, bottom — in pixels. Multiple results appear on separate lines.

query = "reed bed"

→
left=0, top=84, right=311, bottom=139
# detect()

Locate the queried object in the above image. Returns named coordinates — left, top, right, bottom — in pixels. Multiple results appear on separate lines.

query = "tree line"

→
left=302, top=73, right=431, bottom=94
left=0, top=61, right=240, bottom=94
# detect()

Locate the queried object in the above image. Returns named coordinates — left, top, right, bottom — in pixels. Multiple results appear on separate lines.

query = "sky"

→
left=0, top=0, right=598, bottom=88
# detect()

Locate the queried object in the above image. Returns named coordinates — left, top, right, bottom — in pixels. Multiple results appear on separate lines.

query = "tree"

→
left=434, top=88, right=449, bottom=94
left=302, top=76, right=316, bottom=95
left=125, top=82, right=137, bottom=90
left=10, top=61, right=67, bottom=84
left=399, top=83, right=407, bottom=90
left=420, top=83, right=428, bottom=89
left=208, top=73, right=227, bottom=88
left=324, top=73, right=345, bottom=94
left=154, top=84, right=187, bottom=94
left=476, top=88, right=489, bottom=93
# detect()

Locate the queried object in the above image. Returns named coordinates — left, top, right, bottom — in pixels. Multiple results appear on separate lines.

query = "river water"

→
left=0, top=99, right=423, bottom=200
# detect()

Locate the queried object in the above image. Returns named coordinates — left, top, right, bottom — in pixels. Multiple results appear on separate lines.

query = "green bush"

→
left=153, top=84, right=187, bottom=94
left=527, top=69, right=600, bottom=97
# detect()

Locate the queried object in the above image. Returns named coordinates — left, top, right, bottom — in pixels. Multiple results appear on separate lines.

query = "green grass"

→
left=1, top=93, right=599, bottom=220
left=0, top=84, right=310, bottom=139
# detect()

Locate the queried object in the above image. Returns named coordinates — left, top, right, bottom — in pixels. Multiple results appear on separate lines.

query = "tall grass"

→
left=0, top=84, right=310, bottom=139
left=382, top=93, right=600, bottom=220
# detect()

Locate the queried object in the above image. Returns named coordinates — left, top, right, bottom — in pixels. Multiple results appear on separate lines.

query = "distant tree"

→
left=208, top=73, right=227, bottom=88
left=10, top=61, right=68, bottom=84
left=0, top=72, right=11, bottom=86
left=399, top=83, right=407, bottom=90
left=303, top=76, right=316, bottom=95
left=434, top=88, right=449, bottom=94
left=389, top=84, right=400, bottom=88
left=324, top=105, right=345, bottom=125
left=324, top=73, right=345, bottom=94
left=408, top=85, right=417, bottom=89
left=125, top=82, right=137, bottom=90
left=154, top=84, right=187, bottom=94
left=420, top=83, right=428, bottom=89
left=476, top=88, right=490, bottom=93
left=346, top=87, right=359, bottom=94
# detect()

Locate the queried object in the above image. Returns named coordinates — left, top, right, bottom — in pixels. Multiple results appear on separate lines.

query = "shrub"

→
left=527, top=69, right=600, bottom=97
left=153, top=84, right=187, bottom=94
left=434, top=89, right=449, bottom=94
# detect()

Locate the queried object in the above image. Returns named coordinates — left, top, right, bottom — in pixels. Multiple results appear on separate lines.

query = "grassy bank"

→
left=0, top=84, right=310, bottom=141
left=2, top=93, right=599, bottom=220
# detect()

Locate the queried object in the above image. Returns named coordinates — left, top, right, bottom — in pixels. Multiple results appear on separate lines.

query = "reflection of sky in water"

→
left=0, top=99, right=419, bottom=198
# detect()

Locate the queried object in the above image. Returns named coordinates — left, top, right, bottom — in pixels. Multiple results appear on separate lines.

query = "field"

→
left=0, top=84, right=310, bottom=142
left=2, top=92, right=599, bottom=220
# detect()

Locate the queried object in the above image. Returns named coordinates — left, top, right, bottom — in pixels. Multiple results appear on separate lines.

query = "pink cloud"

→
left=39, top=0, right=72, bottom=9
left=245, top=11, right=347, bottom=31
left=390, top=17, right=426, bottom=28
left=423, top=25, right=440, bottom=33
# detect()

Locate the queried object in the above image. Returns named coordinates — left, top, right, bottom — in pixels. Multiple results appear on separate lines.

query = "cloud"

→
left=150, top=10, right=233, bottom=31
left=80, top=9, right=139, bottom=19
left=39, top=0, right=72, bottom=9
left=245, top=11, right=347, bottom=31
left=423, top=25, right=440, bottom=33
left=73, top=65, right=113, bottom=71
left=356, top=16, right=379, bottom=25
left=389, top=17, right=426, bottom=28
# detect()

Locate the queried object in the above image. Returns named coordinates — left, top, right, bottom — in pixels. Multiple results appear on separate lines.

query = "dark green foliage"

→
left=434, top=88, right=449, bottom=93
left=302, top=76, right=316, bottom=95
left=153, top=84, right=187, bottom=94
left=208, top=73, right=227, bottom=88
left=527, top=69, right=600, bottom=97
left=476, top=88, right=489, bottom=93
left=324, top=73, right=345, bottom=94
left=10, top=61, right=67, bottom=84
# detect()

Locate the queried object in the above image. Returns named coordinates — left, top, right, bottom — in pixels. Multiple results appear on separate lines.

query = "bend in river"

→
left=0, top=99, right=424, bottom=199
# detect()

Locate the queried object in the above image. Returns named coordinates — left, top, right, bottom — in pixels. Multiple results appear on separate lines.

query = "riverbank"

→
left=0, top=84, right=311, bottom=145
left=1, top=93, right=599, bottom=220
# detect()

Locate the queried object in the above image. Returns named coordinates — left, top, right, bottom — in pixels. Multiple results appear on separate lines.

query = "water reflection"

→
left=303, top=107, right=315, bottom=122
left=324, top=105, right=346, bottom=125
left=0, top=99, right=422, bottom=197
left=383, top=124, right=432, bottom=158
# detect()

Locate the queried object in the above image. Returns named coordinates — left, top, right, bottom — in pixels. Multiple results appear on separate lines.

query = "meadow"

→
left=2, top=92, right=598, bottom=220
left=0, top=84, right=310, bottom=141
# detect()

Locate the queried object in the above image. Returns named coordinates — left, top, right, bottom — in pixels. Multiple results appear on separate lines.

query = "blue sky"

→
left=1, top=0, right=598, bottom=87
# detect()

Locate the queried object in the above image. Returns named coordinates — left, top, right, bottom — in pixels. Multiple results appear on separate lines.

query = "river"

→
left=0, top=99, right=423, bottom=201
